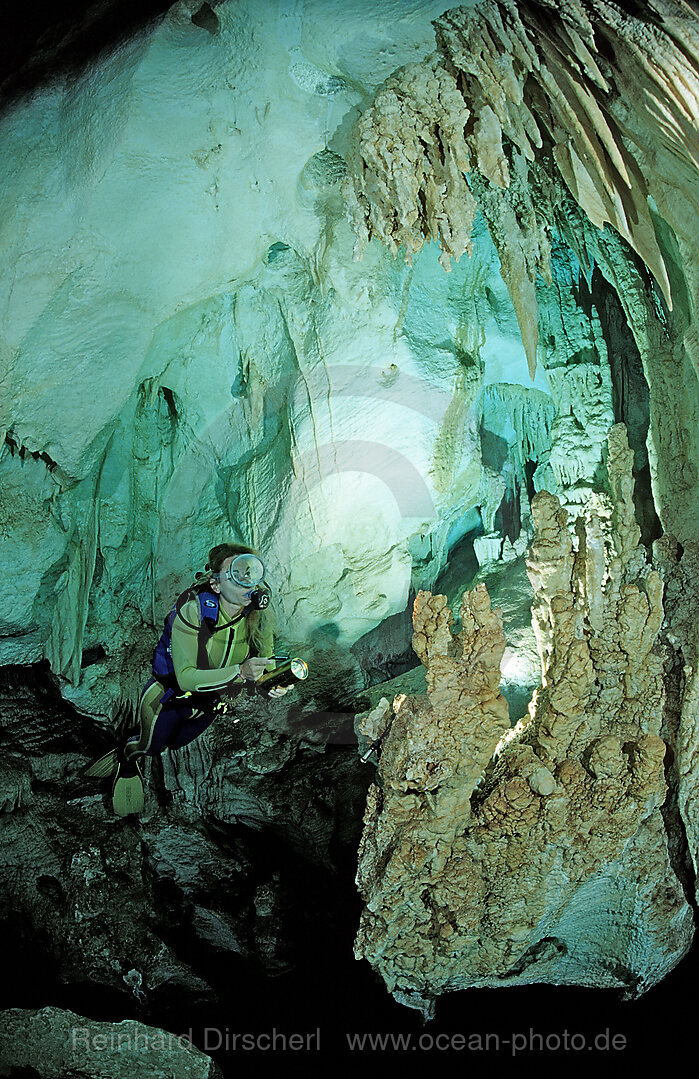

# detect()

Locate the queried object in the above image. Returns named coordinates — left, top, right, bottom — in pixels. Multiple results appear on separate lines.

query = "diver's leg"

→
left=112, top=693, right=217, bottom=813
left=110, top=681, right=161, bottom=816
left=162, top=709, right=216, bottom=750
left=125, top=680, right=162, bottom=755
left=135, top=704, right=216, bottom=753
left=84, top=680, right=158, bottom=783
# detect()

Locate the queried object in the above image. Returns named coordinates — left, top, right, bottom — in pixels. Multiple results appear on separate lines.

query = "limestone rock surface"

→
left=0, top=0, right=566, bottom=720
left=0, top=0, right=661, bottom=748
left=0, top=1006, right=221, bottom=1079
left=0, top=0, right=698, bottom=1032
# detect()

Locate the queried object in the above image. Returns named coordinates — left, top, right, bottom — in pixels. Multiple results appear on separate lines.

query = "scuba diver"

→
left=85, top=542, right=290, bottom=816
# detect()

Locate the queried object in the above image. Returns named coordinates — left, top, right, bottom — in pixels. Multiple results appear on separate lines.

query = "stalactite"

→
left=345, top=0, right=699, bottom=376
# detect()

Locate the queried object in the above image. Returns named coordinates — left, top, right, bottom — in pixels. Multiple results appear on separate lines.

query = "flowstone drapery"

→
left=354, top=425, right=693, bottom=1017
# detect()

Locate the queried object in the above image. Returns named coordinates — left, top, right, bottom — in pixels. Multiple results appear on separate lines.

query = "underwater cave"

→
left=0, top=0, right=698, bottom=1071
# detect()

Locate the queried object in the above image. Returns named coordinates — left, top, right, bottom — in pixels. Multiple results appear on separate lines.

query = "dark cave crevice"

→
left=0, top=2, right=174, bottom=109
left=350, top=597, right=417, bottom=690
left=494, top=482, right=522, bottom=543
left=657, top=653, right=698, bottom=918
left=591, top=266, right=662, bottom=547
left=191, top=3, right=220, bottom=35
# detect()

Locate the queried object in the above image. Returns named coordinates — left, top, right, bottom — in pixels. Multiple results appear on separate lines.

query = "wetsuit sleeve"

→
left=170, top=600, right=243, bottom=693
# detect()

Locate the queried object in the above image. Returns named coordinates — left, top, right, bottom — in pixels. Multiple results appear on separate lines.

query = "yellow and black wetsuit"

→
left=136, top=599, right=274, bottom=756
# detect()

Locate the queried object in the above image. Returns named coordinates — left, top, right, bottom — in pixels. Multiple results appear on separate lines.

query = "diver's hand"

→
left=268, top=685, right=291, bottom=700
left=239, top=657, right=270, bottom=682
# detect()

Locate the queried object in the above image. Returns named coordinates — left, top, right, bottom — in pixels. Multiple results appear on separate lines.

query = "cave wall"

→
left=346, top=0, right=699, bottom=544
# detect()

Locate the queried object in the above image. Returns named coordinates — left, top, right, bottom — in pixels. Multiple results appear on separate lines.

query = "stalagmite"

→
left=354, top=424, right=692, bottom=1015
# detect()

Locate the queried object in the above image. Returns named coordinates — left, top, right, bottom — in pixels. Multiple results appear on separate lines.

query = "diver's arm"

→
left=170, top=599, right=243, bottom=693
left=258, top=622, right=292, bottom=699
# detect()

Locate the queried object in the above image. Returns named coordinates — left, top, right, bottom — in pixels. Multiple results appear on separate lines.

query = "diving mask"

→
left=212, top=553, right=265, bottom=589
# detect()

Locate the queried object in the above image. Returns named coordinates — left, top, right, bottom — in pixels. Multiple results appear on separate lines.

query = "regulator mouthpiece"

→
left=247, top=586, right=271, bottom=610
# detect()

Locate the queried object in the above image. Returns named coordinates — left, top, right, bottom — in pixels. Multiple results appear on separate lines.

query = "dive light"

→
left=256, top=656, right=309, bottom=690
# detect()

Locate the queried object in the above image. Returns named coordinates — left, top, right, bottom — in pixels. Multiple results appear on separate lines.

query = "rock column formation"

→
left=354, top=424, right=693, bottom=1017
